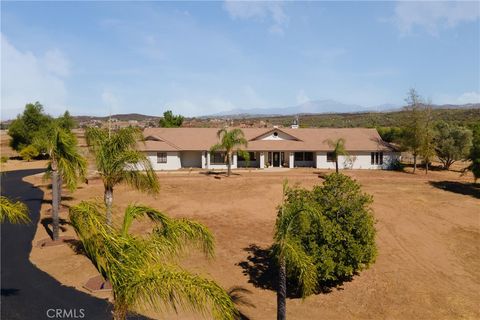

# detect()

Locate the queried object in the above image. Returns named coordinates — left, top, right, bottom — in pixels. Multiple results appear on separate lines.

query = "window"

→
left=157, top=152, right=167, bottom=164
left=273, top=132, right=278, bottom=137
left=295, top=152, right=314, bottom=162
left=294, top=152, right=304, bottom=161
left=371, top=152, right=384, bottom=165
left=211, top=152, right=225, bottom=164
left=327, top=152, right=335, bottom=162
left=238, top=152, right=256, bottom=161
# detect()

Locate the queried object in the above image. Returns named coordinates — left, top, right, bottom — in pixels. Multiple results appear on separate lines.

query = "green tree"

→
left=69, top=201, right=237, bottom=320
left=401, top=89, right=425, bottom=173
left=434, top=121, right=473, bottom=170
left=0, top=196, right=30, bottom=224
left=159, top=110, right=184, bottom=128
left=419, top=103, right=435, bottom=174
left=34, top=125, right=87, bottom=240
left=325, top=138, right=348, bottom=173
left=376, top=127, right=404, bottom=143
left=464, top=123, right=480, bottom=182
left=8, top=102, right=52, bottom=151
left=86, top=127, right=160, bottom=225
left=273, top=181, right=319, bottom=320
left=210, top=128, right=249, bottom=177
left=19, top=145, right=39, bottom=161
left=309, top=174, right=377, bottom=282
left=56, top=111, right=76, bottom=130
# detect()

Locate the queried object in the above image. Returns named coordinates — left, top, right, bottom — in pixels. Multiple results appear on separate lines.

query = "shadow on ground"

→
left=40, top=217, right=70, bottom=239
left=237, top=244, right=352, bottom=298
left=429, top=181, right=480, bottom=199
left=1, top=288, right=20, bottom=296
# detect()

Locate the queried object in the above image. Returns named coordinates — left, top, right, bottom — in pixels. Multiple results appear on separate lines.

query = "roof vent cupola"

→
left=291, top=116, right=299, bottom=129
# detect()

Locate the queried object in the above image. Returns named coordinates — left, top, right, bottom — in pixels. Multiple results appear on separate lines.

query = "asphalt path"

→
left=1, top=169, right=146, bottom=320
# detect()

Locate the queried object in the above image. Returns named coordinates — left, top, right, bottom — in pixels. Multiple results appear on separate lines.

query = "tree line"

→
left=376, top=89, right=479, bottom=180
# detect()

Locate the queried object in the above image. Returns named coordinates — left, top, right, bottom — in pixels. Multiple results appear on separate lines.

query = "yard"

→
left=19, top=162, right=480, bottom=319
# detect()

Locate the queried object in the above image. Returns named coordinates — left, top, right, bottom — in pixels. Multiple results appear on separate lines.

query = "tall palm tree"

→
left=69, top=201, right=238, bottom=320
left=35, top=125, right=87, bottom=240
left=0, top=196, right=30, bottom=224
left=325, top=138, right=348, bottom=173
left=210, top=128, right=249, bottom=177
left=273, top=181, right=319, bottom=320
left=86, top=127, right=160, bottom=225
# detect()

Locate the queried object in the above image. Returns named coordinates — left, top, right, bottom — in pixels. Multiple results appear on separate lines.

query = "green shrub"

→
left=19, top=145, right=39, bottom=161
left=0, top=156, right=8, bottom=163
left=285, top=173, right=377, bottom=287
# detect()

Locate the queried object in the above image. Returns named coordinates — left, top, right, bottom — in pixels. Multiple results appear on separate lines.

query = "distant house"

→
left=137, top=127, right=400, bottom=170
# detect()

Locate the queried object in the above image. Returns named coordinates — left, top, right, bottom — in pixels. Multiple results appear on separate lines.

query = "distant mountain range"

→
left=207, top=99, right=479, bottom=118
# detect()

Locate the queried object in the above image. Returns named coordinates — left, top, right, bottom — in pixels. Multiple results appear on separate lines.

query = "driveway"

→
left=1, top=169, right=115, bottom=319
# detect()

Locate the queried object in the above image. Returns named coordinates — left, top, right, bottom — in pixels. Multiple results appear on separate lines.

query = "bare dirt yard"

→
left=17, top=160, right=480, bottom=319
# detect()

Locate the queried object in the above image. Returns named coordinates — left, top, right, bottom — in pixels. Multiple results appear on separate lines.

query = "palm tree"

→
left=69, top=201, right=238, bottom=320
left=0, top=196, right=30, bottom=224
left=86, top=127, right=160, bottom=225
left=35, top=125, right=86, bottom=240
left=325, top=138, right=348, bottom=173
left=273, top=181, right=319, bottom=320
left=210, top=128, right=249, bottom=177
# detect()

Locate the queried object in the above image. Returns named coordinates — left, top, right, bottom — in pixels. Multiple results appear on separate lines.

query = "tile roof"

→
left=138, top=127, right=394, bottom=152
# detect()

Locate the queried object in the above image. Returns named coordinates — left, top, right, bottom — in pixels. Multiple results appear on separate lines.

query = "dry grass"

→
left=16, top=160, right=480, bottom=320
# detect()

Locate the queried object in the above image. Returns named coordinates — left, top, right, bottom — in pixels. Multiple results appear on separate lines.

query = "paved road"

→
left=1, top=169, right=116, bottom=320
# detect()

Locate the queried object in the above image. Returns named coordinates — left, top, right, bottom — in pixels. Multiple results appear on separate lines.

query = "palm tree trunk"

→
left=335, top=156, right=339, bottom=174
left=413, top=154, right=417, bottom=173
left=227, top=153, right=232, bottom=177
left=57, top=175, right=62, bottom=212
left=277, top=257, right=287, bottom=320
left=425, top=161, right=429, bottom=174
left=51, top=162, right=60, bottom=241
left=112, top=303, right=127, bottom=320
left=105, top=186, right=113, bottom=226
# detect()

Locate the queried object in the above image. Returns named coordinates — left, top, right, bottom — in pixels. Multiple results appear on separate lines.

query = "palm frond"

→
left=0, top=196, right=30, bottom=224
left=124, top=263, right=238, bottom=320
left=273, top=237, right=317, bottom=297
left=69, top=200, right=236, bottom=320
left=209, top=143, right=224, bottom=154
left=156, top=218, right=215, bottom=258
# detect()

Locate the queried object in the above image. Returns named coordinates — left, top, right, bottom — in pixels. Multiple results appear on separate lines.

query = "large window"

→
left=211, top=152, right=226, bottom=164
left=371, top=152, right=384, bottom=165
left=238, top=152, right=256, bottom=161
left=294, top=152, right=304, bottom=161
left=327, top=152, right=335, bottom=162
left=157, top=152, right=167, bottom=164
left=295, top=152, right=314, bottom=162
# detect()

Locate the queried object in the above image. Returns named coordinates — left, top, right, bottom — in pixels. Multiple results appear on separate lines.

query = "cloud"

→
left=165, top=97, right=237, bottom=116
left=296, top=89, right=310, bottom=105
left=1, top=34, right=69, bottom=119
left=101, top=90, right=121, bottom=114
left=223, top=0, right=289, bottom=35
left=393, top=1, right=480, bottom=35
left=243, top=85, right=266, bottom=107
left=456, top=91, right=480, bottom=104
left=301, top=48, right=347, bottom=63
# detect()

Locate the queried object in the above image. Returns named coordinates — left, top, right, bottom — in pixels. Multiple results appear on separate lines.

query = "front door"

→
left=273, top=152, right=280, bottom=167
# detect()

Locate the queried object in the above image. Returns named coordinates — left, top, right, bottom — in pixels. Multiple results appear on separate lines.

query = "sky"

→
left=1, top=1, right=479, bottom=119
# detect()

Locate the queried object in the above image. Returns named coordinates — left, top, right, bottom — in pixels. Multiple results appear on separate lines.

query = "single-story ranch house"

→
left=137, top=127, right=400, bottom=170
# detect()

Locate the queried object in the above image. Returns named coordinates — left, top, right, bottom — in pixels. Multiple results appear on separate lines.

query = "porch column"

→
left=233, top=153, right=238, bottom=169
left=201, top=151, right=206, bottom=169
left=289, top=152, right=294, bottom=168
left=259, top=152, right=265, bottom=169
left=316, top=152, right=322, bottom=169
left=206, top=152, right=211, bottom=169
